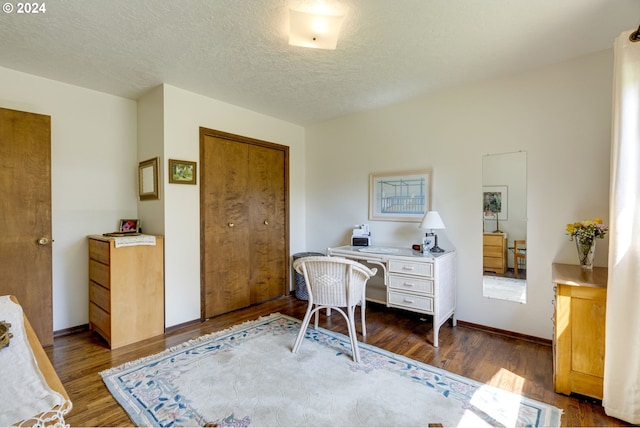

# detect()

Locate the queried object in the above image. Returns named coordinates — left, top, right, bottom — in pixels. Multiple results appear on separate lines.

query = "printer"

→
left=351, top=224, right=371, bottom=246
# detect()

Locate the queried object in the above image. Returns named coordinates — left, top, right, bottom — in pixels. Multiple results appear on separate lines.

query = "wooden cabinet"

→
left=327, top=246, right=456, bottom=347
left=88, top=235, right=164, bottom=349
left=552, top=263, right=607, bottom=400
left=483, top=233, right=507, bottom=274
left=200, top=128, right=289, bottom=319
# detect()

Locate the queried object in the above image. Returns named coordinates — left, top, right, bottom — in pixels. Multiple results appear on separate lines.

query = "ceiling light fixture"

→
left=288, top=8, right=346, bottom=50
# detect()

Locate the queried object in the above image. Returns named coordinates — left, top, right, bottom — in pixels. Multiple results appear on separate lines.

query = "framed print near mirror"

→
left=139, top=157, right=159, bottom=200
left=169, top=159, right=197, bottom=185
left=369, top=169, right=432, bottom=222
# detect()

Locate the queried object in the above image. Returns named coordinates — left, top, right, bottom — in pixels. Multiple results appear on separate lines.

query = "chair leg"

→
left=292, top=304, right=315, bottom=354
left=347, top=305, right=361, bottom=363
left=360, top=300, right=366, bottom=337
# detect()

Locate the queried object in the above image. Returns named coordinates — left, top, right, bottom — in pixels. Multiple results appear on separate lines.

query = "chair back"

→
left=293, top=256, right=377, bottom=307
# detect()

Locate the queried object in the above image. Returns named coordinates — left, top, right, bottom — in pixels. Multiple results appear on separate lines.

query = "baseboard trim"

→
left=164, top=318, right=202, bottom=334
left=54, top=323, right=89, bottom=338
left=457, top=320, right=551, bottom=346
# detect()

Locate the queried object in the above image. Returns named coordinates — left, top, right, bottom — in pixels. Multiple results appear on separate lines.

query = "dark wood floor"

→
left=46, top=295, right=629, bottom=427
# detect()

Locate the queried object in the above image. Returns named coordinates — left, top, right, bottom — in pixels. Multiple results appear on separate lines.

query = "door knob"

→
left=37, top=237, right=49, bottom=245
left=228, top=222, right=235, bottom=227
left=264, top=220, right=269, bottom=225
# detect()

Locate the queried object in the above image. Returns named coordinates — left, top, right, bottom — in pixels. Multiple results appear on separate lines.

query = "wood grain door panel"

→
left=0, top=107, right=53, bottom=345
left=248, top=145, right=287, bottom=304
left=200, top=128, right=289, bottom=320
left=201, top=135, right=251, bottom=318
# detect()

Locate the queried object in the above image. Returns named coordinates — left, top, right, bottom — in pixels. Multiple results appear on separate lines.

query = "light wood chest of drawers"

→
left=88, top=235, right=165, bottom=349
left=483, top=233, right=507, bottom=274
left=552, top=263, right=607, bottom=400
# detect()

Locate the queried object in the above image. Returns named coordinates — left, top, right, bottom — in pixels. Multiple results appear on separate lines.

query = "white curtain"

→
left=604, top=30, right=640, bottom=424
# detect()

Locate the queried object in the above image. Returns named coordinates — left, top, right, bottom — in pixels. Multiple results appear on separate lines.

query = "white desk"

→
left=327, top=246, right=456, bottom=347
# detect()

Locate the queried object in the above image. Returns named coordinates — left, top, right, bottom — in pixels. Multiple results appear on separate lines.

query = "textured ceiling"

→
left=1, top=0, right=639, bottom=125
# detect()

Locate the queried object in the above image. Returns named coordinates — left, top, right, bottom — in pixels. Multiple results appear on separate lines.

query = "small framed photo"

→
left=169, top=159, right=197, bottom=185
left=119, top=219, right=140, bottom=233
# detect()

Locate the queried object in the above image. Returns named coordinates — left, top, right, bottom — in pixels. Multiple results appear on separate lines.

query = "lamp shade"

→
left=419, top=211, right=445, bottom=230
left=288, top=9, right=345, bottom=49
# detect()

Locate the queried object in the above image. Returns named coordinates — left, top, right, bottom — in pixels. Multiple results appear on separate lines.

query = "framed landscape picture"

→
left=169, top=159, right=197, bottom=185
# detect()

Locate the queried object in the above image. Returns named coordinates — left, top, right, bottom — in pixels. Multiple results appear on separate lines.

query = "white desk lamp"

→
left=419, top=211, right=446, bottom=253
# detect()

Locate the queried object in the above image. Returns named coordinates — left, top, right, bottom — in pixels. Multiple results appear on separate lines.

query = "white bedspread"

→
left=0, top=295, right=71, bottom=427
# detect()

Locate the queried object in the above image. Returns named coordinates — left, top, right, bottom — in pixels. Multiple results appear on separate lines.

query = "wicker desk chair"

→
left=292, top=256, right=377, bottom=362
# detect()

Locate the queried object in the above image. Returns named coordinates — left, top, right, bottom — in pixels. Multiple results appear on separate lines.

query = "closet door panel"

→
left=248, top=145, right=287, bottom=304
left=201, top=136, right=251, bottom=318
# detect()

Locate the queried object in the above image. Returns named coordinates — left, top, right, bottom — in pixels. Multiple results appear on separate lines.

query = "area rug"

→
left=483, top=276, right=527, bottom=303
left=101, top=313, right=561, bottom=427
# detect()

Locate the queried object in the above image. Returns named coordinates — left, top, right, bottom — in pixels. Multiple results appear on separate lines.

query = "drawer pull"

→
left=403, top=282, right=415, bottom=287
left=403, top=298, right=415, bottom=304
left=402, top=266, right=415, bottom=271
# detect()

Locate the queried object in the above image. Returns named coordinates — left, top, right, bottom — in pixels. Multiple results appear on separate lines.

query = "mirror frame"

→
left=138, top=157, right=159, bottom=201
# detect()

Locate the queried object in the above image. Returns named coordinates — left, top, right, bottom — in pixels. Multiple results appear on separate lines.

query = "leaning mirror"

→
left=482, top=151, right=527, bottom=303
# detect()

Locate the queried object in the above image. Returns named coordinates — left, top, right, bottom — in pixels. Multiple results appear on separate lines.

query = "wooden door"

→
left=0, top=107, right=53, bottom=345
left=248, top=145, right=287, bottom=303
left=200, top=128, right=289, bottom=319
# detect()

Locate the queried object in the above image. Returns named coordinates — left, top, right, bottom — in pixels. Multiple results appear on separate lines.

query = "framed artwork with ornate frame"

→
left=138, top=157, right=159, bottom=200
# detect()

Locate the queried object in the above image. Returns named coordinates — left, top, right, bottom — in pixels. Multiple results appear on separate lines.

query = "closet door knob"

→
left=264, top=220, right=269, bottom=225
left=228, top=222, right=235, bottom=227
left=37, top=237, right=49, bottom=245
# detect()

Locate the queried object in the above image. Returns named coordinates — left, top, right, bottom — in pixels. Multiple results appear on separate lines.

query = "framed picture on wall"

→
left=169, top=159, right=197, bottom=185
left=369, top=169, right=432, bottom=222
left=483, top=185, right=508, bottom=220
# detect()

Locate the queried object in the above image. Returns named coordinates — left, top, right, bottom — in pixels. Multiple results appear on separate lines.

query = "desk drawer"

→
left=389, top=260, right=433, bottom=277
left=388, top=291, right=434, bottom=312
left=388, top=274, right=434, bottom=294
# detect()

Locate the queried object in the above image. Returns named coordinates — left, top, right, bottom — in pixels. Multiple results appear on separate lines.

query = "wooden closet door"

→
left=0, top=107, right=53, bottom=345
left=200, top=129, right=289, bottom=320
left=248, top=145, right=287, bottom=303
left=201, top=135, right=251, bottom=318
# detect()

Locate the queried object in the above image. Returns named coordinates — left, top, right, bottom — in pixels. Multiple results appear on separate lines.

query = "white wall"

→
left=305, top=50, right=613, bottom=340
left=148, top=84, right=306, bottom=327
left=0, top=66, right=138, bottom=331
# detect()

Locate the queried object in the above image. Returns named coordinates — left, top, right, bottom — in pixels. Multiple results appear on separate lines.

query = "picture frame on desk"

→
left=119, top=219, right=140, bottom=233
left=369, top=169, right=432, bottom=222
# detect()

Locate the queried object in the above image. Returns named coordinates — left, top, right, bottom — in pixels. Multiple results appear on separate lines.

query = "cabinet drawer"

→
left=483, top=235, right=504, bottom=246
left=388, top=260, right=433, bottom=277
left=89, top=281, right=110, bottom=312
left=483, top=257, right=504, bottom=268
left=89, top=302, right=111, bottom=339
left=388, top=274, right=434, bottom=294
left=388, top=291, right=434, bottom=312
left=89, top=259, right=110, bottom=289
left=89, top=239, right=110, bottom=265
left=484, top=246, right=504, bottom=258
